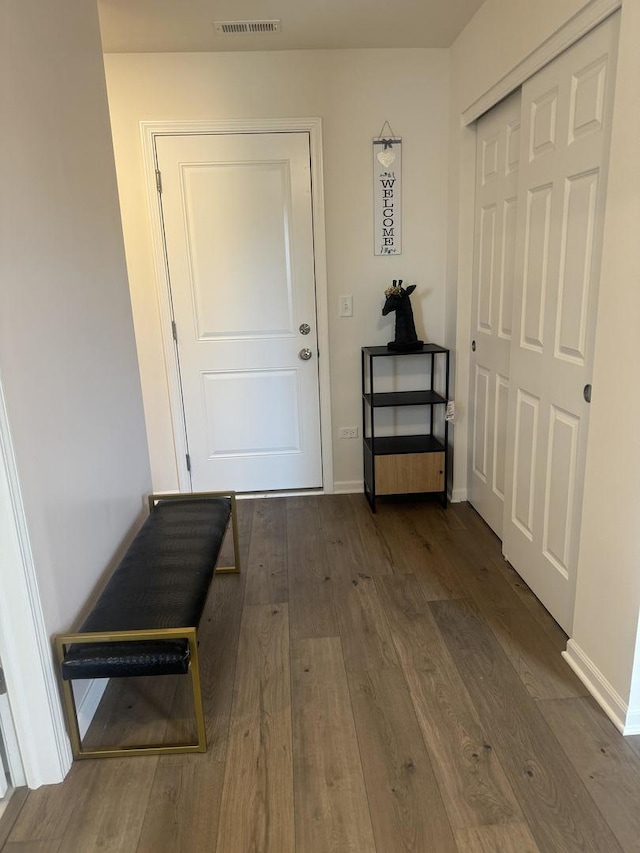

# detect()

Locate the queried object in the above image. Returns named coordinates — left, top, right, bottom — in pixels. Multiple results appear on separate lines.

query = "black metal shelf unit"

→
left=361, top=344, right=450, bottom=512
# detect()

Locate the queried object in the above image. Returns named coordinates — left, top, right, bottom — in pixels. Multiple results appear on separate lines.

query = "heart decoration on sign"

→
left=377, top=148, right=396, bottom=168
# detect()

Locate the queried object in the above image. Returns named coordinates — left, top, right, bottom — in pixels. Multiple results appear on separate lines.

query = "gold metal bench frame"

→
left=54, top=490, right=240, bottom=760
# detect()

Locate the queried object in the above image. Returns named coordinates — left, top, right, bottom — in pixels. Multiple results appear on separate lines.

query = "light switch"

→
left=339, top=295, right=353, bottom=317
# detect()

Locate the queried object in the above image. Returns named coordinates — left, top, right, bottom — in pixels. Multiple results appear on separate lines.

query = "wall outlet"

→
left=339, top=426, right=358, bottom=439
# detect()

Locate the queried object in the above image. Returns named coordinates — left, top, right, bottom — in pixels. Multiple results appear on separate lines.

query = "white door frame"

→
left=141, top=118, right=333, bottom=494
left=0, top=377, right=72, bottom=787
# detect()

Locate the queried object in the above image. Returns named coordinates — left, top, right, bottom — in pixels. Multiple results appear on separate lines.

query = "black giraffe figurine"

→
left=382, top=280, right=424, bottom=351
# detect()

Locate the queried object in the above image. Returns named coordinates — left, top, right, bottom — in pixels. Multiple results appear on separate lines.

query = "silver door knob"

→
left=299, top=323, right=311, bottom=335
left=299, top=348, right=313, bottom=361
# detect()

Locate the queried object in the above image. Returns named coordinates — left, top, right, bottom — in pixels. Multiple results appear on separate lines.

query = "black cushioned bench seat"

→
left=54, top=492, right=240, bottom=760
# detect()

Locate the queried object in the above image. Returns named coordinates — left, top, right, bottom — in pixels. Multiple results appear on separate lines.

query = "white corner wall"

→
left=0, top=0, right=152, bottom=778
left=451, top=0, right=600, bottom=113
left=103, top=49, right=450, bottom=493
left=448, top=0, right=640, bottom=731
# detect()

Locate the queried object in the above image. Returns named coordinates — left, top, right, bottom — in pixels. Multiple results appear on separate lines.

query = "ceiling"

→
left=97, top=0, right=486, bottom=53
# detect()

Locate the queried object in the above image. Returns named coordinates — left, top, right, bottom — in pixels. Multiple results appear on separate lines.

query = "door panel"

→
left=493, top=374, right=509, bottom=500
left=184, top=161, right=294, bottom=339
left=499, top=197, right=518, bottom=338
left=555, top=170, right=599, bottom=363
left=521, top=184, right=552, bottom=352
left=502, top=14, right=618, bottom=633
left=512, top=388, right=539, bottom=539
left=468, top=90, right=521, bottom=536
left=543, top=405, right=580, bottom=577
left=156, top=132, right=322, bottom=492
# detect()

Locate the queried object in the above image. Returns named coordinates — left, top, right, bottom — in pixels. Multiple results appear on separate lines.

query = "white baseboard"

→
left=624, top=710, right=640, bottom=736
left=451, top=487, right=468, bottom=503
left=76, top=678, right=109, bottom=739
left=333, top=480, right=363, bottom=495
left=562, top=640, right=628, bottom=734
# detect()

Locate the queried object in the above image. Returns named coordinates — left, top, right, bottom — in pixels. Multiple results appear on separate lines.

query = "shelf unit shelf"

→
left=363, top=390, right=447, bottom=408
left=363, top=435, right=445, bottom=455
left=361, top=343, right=450, bottom=512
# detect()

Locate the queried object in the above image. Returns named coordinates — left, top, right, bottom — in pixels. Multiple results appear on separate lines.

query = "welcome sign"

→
left=373, top=136, right=402, bottom=256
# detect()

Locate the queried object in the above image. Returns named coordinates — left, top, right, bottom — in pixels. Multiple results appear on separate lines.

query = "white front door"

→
left=502, top=15, right=618, bottom=633
left=468, top=91, right=521, bottom=538
left=156, top=132, right=322, bottom=492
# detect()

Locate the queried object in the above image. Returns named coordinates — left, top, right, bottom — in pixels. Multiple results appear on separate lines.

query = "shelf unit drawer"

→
left=375, top=452, right=445, bottom=496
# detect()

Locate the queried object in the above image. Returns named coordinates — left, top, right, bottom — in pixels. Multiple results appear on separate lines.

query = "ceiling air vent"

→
left=214, top=20, right=281, bottom=35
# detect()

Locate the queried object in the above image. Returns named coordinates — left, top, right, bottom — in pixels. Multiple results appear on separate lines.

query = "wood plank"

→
left=403, top=498, right=469, bottom=533
left=244, top=498, right=288, bottom=605
left=331, top=571, right=399, bottom=673
left=376, top=576, right=522, bottom=830
left=195, top=573, right=246, bottom=753
left=7, top=763, right=99, bottom=844
left=3, top=841, right=62, bottom=853
left=456, top=503, right=574, bottom=652
left=291, top=637, right=375, bottom=853
left=136, top=571, right=246, bottom=847
left=287, top=497, right=338, bottom=640
left=318, top=494, right=392, bottom=580
left=455, top=823, right=540, bottom=852
left=152, top=570, right=246, bottom=769
left=0, top=788, right=29, bottom=850
left=438, top=525, right=586, bottom=701
left=538, top=695, right=640, bottom=852
left=346, top=494, right=394, bottom=575
left=375, top=573, right=432, bottom=621
left=431, top=598, right=624, bottom=853
left=57, top=757, right=157, bottom=851
left=373, top=504, right=464, bottom=599
left=215, top=603, right=294, bottom=853
left=82, top=673, right=187, bottom=751
left=348, top=668, right=457, bottom=852
left=218, top=497, right=254, bottom=570
left=136, top=763, right=220, bottom=853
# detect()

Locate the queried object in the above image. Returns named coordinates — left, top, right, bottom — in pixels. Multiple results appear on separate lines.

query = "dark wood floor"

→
left=4, top=496, right=640, bottom=852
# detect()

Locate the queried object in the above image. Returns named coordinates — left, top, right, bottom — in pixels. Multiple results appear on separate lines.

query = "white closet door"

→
left=468, top=91, right=521, bottom=537
left=502, top=14, right=619, bottom=633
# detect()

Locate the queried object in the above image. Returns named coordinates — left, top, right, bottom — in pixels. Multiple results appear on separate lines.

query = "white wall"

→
left=0, top=2, right=152, bottom=640
left=448, top=0, right=640, bottom=730
left=452, top=0, right=597, bottom=112
left=103, top=49, right=450, bottom=492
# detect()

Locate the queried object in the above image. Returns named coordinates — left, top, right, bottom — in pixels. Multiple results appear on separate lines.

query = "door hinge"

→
left=171, top=320, right=178, bottom=343
left=186, top=453, right=191, bottom=473
left=155, top=169, right=163, bottom=194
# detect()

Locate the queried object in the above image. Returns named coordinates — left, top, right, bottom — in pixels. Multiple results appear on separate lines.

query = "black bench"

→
left=54, top=491, right=240, bottom=760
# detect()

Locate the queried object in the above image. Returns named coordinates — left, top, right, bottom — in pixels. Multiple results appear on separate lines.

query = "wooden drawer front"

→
left=375, top=452, right=445, bottom=496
